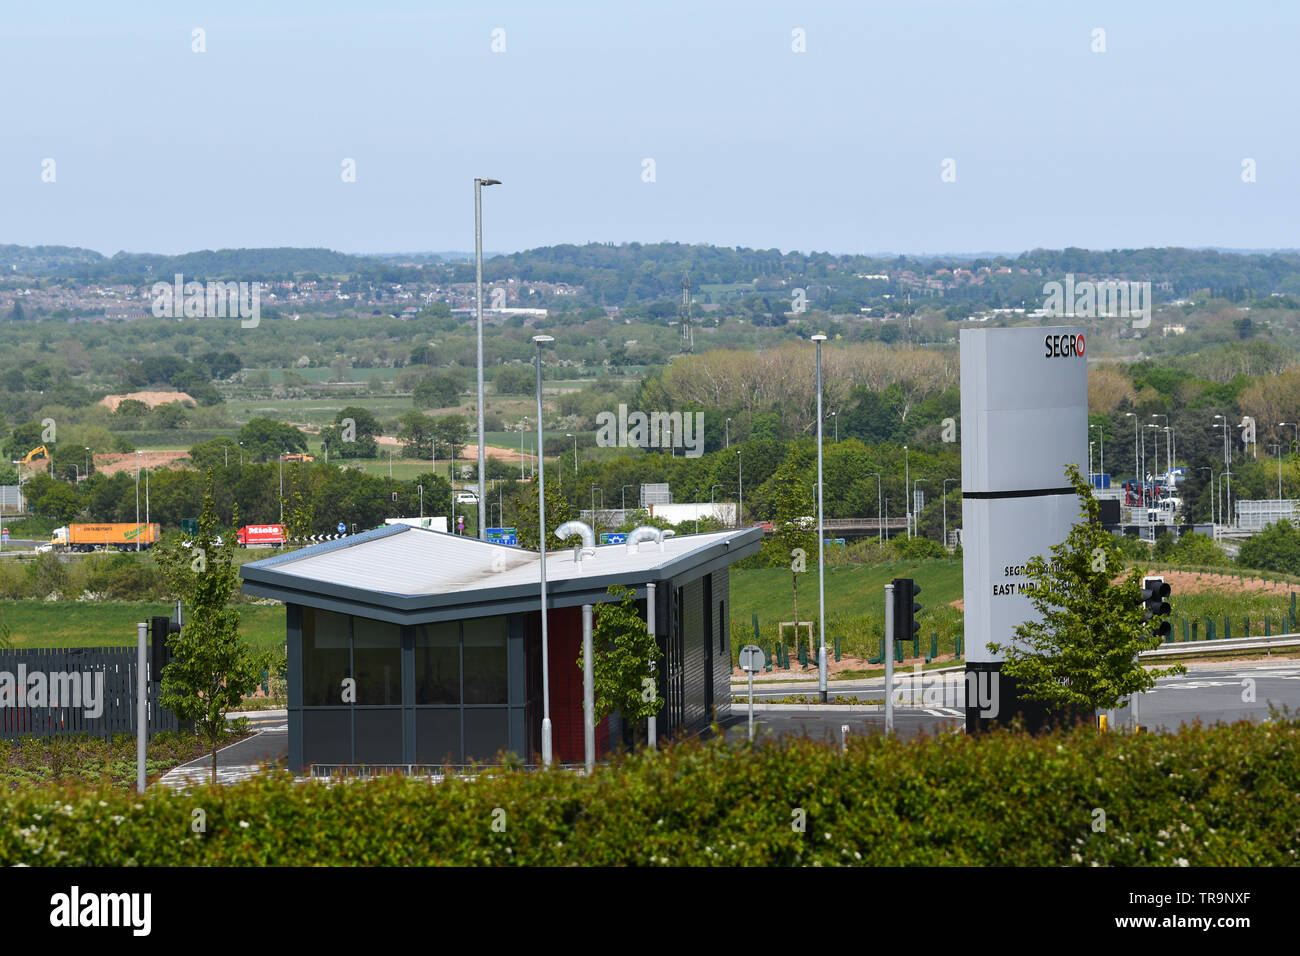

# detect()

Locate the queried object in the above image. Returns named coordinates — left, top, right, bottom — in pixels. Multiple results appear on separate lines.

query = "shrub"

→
left=0, top=719, right=1295, bottom=865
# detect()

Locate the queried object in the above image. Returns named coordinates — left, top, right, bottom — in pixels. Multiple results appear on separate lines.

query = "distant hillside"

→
left=0, top=244, right=106, bottom=271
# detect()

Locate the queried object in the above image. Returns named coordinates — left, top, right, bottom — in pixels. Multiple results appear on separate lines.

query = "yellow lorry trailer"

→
left=51, top=523, right=161, bottom=552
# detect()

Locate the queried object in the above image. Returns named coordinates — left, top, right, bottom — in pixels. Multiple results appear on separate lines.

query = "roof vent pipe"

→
left=658, top=529, right=675, bottom=552
left=555, top=521, right=597, bottom=569
left=625, top=526, right=661, bottom=553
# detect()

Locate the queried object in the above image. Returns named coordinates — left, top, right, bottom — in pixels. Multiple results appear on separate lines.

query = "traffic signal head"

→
left=150, top=615, right=181, bottom=675
left=1141, top=576, right=1172, bottom=638
left=891, top=577, right=923, bottom=647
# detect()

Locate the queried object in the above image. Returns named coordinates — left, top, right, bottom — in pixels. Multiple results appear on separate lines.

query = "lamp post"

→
left=567, top=433, right=577, bottom=473
left=904, top=444, right=911, bottom=539
left=1197, top=466, right=1213, bottom=530
left=474, top=177, right=501, bottom=540
left=725, top=418, right=731, bottom=449
left=1090, top=424, right=1104, bottom=479
left=134, top=452, right=141, bottom=552
left=1151, top=414, right=1168, bottom=479
left=943, top=477, right=959, bottom=550
left=84, top=446, right=90, bottom=479
left=239, top=441, right=245, bottom=466
left=279, top=453, right=284, bottom=524
left=865, top=472, right=882, bottom=544
left=711, top=483, right=725, bottom=525
left=1089, top=440, right=1094, bottom=480
left=1125, top=412, right=1138, bottom=509
left=830, top=411, right=838, bottom=443
left=1271, top=443, right=1283, bottom=499
left=1214, top=414, right=1232, bottom=527
left=913, top=478, right=928, bottom=539
left=1146, top=424, right=1162, bottom=489
left=533, top=334, right=555, bottom=766
left=621, top=483, right=636, bottom=521
left=811, top=332, right=828, bottom=703
left=737, top=450, right=743, bottom=525
left=1281, top=421, right=1300, bottom=453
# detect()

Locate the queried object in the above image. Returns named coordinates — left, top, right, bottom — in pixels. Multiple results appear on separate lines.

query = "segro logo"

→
left=1044, top=333, right=1085, bottom=358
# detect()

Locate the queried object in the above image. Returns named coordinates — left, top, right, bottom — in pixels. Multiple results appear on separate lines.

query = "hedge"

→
left=1, top=719, right=1297, bottom=866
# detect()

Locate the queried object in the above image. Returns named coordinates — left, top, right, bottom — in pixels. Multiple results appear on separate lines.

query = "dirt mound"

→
left=93, top=450, right=190, bottom=476
left=99, top=391, right=196, bottom=411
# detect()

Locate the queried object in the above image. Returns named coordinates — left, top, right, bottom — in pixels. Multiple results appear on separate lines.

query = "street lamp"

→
left=567, top=433, right=577, bottom=473
left=1089, top=440, right=1094, bottom=480
left=904, top=444, right=910, bottom=539
left=239, top=441, right=245, bottom=467
left=725, top=418, right=731, bottom=450
left=913, top=478, right=928, bottom=539
left=279, top=453, right=284, bottom=524
left=1214, top=415, right=1232, bottom=525
left=943, top=477, right=959, bottom=550
left=1089, top=424, right=1104, bottom=480
left=865, top=472, right=882, bottom=544
left=737, top=450, right=743, bottom=525
left=474, top=177, right=501, bottom=540
left=811, top=332, right=828, bottom=702
left=1197, top=466, right=1213, bottom=530
left=533, top=334, right=555, bottom=767
left=830, top=410, right=838, bottom=443
left=1125, top=412, right=1139, bottom=508
left=1271, top=443, right=1283, bottom=500
left=621, top=484, right=636, bottom=520
left=1281, top=421, right=1300, bottom=453
left=134, top=452, right=141, bottom=552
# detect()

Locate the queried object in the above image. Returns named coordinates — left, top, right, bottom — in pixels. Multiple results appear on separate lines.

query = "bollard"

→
left=955, top=634, right=963, bottom=660
left=1224, top=617, right=1231, bottom=641
left=1191, top=619, right=1198, bottom=642
left=1266, top=616, right=1271, bottom=637
left=1181, top=618, right=1189, bottom=642
left=894, top=639, right=904, bottom=664
left=834, top=634, right=841, bottom=662
left=1245, top=616, right=1250, bottom=637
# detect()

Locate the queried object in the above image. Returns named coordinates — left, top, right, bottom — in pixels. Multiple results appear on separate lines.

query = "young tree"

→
left=577, top=585, right=664, bottom=737
left=988, top=464, right=1185, bottom=714
left=761, top=463, right=816, bottom=660
left=514, top=480, right=575, bottom=551
left=155, top=472, right=268, bottom=782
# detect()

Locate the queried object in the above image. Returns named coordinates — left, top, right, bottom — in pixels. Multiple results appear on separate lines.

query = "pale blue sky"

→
left=1, top=1, right=1294, bottom=257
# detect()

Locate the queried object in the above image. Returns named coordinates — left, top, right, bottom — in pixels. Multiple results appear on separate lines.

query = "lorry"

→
left=51, top=522, right=160, bottom=552
left=237, top=524, right=287, bottom=547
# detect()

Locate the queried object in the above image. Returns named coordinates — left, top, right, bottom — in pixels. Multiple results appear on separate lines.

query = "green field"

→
left=0, top=601, right=285, bottom=652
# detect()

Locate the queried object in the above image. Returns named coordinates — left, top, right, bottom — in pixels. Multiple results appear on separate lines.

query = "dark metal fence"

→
left=0, top=646, right=178, bottom=739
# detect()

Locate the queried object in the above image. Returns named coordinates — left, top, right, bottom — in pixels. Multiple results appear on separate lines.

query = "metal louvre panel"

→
left=712, top=570, right=732, bottom=719
left=681, top=579, right=706, bottom=731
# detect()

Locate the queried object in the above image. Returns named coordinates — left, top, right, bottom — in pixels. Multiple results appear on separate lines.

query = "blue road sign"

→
left=486, top=527, right=519, bottom=547
left=337, top=522, right=346, bottom=534
left=600, top=533, right=628, bottom=545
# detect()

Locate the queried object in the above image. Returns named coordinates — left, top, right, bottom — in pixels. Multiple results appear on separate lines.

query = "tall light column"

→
left=865, top=472, right=881, bottom=544
left=811, top=333, right=828, bottom=703
left=737, top=450, right=743, bottom=525
left=904, top=445, right=910, bottom=539
left=474, top=177, right=501, bottom=540
left=533, top=334, right=555, bottom=766
left=135, top=452, right=141, bottom=552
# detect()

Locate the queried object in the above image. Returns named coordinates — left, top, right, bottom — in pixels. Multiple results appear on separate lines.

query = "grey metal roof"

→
left=240, top=524, right=763, bottom=624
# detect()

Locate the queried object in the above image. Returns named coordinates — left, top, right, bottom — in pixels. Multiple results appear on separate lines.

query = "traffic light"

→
left=1141, top=576, right=1172, bottom=640
left=892, top=577, right=922, bottom=653
left=150, top=615, right=180, bottom=675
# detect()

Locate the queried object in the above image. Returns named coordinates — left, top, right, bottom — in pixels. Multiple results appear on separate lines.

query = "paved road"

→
left=159, top=661, right=1300, bottom=785
left=730, top=660, right=1300, bottom=733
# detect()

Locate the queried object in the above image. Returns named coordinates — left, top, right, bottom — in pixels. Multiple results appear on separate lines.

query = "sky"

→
left=1, top=1, right=1296, bottom=258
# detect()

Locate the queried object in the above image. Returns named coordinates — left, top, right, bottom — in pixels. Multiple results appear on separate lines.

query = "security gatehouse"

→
left=240, top=524, right=760, bottom=770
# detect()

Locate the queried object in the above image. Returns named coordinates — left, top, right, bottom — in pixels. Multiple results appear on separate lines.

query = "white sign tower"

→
left=960, top=327, right=1087, bottom=732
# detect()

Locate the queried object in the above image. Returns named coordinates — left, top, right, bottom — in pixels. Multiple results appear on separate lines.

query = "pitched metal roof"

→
left=240, top=524, right=762, bottom=624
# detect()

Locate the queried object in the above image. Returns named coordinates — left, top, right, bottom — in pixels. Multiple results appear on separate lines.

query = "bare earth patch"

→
left=98, top=390, right=196, bottom=411
left=93, top=450, right=190, bottom=476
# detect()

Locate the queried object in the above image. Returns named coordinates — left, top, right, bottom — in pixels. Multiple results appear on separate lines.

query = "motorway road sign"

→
left=336, top=522, right=346, bottom=534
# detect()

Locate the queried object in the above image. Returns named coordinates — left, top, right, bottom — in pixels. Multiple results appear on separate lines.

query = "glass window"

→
left=464, top=708, right=509, bottom=763
left=302, top=607, right=351, bottom=706
left=463, top=616, right=508, bottom=704
left=415, top=622, right=460, bottom=704
left=355, top=710, right=403, bottom=764
left=353, top=619, right=402, bottom=706
left=303, top=709, right=351, bottom=765
left=416, top=709, right=461, bottom=765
